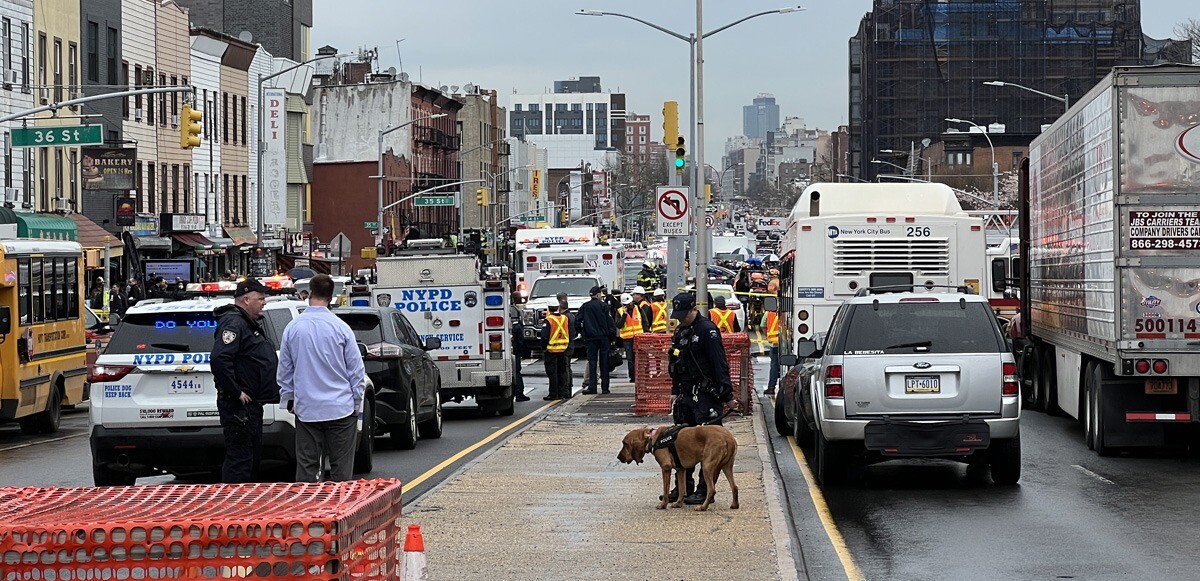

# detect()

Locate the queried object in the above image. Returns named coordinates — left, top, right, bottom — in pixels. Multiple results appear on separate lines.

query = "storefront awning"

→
left=171, top=232, right=226, bottom=251
left=224, top=226, right=258, bottom=246
left=65, top=213, right=123, bottom=258
left=130, top=235, right=173, bottom=251
left=0, top=208, right=78, bottom=241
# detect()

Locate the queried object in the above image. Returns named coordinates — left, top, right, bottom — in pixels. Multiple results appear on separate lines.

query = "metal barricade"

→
left=632, top=332, right=753, bottom=416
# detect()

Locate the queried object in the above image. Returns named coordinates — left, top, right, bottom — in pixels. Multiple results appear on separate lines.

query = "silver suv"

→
left=789, top=288, right=1020, bottom=485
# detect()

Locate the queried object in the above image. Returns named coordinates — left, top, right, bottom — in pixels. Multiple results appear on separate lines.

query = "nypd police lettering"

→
left=393, top=288, right=463, bottom=313
left=130, top=352, right=212, bottom=365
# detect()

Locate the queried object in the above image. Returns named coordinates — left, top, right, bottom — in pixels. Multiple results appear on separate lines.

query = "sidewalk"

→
left=404, top=383, right=798, bottom=580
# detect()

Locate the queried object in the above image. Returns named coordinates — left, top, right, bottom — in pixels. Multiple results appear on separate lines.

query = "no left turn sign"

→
left=656, top=186, right=691, bottom=237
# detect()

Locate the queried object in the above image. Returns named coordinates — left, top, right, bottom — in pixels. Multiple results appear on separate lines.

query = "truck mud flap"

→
left=864, top=419, right=990, bottom=456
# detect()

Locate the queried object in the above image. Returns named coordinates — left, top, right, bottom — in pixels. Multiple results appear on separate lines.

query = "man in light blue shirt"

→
left=278, top=274, right=367, bottom=482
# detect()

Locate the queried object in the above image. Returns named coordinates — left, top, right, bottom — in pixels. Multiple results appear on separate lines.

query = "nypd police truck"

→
left=373, top=245, right=516, bottom=416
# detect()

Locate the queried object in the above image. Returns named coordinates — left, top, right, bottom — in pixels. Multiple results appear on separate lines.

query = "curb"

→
left=752, top=393, right=802, bottom=581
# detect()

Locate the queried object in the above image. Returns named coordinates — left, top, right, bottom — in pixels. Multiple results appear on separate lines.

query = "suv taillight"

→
left=1002, top=362, right=1019, bottom=396
left=90, top=365, right=134, bottom=383
left=364, top=342, right=404, bottom=359
left=824, top=365, right=843, bottom=398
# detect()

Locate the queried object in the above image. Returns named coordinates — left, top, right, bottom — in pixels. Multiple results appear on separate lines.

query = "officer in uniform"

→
left=668, top=292, right=738, bottom=505
left=211, top=278, right=279, bottom=483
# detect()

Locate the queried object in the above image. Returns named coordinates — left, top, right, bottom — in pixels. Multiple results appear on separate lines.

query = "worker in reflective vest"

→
left=542, top=306, right=574, bottom=400
left=650, top=288, right=669, bottom=333
left=618, top=292, right=650, bottom=380
left=761, top=310, right=781, bottom=395
left=708, top=295, right=741, bottom=333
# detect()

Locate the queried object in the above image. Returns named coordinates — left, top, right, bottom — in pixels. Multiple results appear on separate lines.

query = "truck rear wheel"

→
left=1087, top=361, right=1114, bottom=456
left=1036, top=344, right=1056, bottom=414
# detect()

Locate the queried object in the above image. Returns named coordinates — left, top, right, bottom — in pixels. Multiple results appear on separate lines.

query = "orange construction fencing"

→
left=0, top=479, right=404, bottom=580
left=633, top=332, right=753, bottom=416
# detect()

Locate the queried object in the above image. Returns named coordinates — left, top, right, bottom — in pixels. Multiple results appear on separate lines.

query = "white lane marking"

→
left=1072, top=464, right=1116, bottom=485
left=0, top=432, right=87, bottom=453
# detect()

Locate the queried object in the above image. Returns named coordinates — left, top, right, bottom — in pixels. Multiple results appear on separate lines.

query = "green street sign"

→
left=12, top=125, right=103, bottom=147
left=414, top=195, right=455, bottom=207
left=520, top=215, right=546, bottom=222
left=363, top=221, right=379, bottom=229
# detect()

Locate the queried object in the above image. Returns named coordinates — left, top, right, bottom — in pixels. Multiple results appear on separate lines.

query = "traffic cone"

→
left=399, top=523, right=429, bottom=581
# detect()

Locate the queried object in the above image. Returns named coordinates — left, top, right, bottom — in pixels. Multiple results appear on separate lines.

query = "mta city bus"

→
left=0, top=239, right=88, bottom=434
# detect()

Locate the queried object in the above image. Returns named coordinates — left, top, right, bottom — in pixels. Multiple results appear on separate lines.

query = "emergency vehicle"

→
left=776, top=183, right=986, bottom=359
left=521, top=243, right=625, bottom=292
left=372, top=242, right=516, bottom=416
left=88, top=297, right=375, bottom=485
left=513, top=227, right=599, bottom=298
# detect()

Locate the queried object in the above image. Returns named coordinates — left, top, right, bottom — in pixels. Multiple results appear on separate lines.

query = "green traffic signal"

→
left=674, top=157, right=685, bottom=169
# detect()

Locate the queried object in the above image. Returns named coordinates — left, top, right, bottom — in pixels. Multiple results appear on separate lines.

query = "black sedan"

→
left=773, top=357, right=821, bottom=446
left=335, top=307, right=443, bottom=451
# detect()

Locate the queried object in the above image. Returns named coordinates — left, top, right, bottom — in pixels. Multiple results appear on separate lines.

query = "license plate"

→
left=169, top=376, right=203, bottom=394
left=1145, top=378, right=1177, bottom=395
left=905, top=375, right=941, bottom=394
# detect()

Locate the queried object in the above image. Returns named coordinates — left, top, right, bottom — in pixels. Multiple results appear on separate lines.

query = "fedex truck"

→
left=776, top=183, right=986, bottom=358
left=373, top=251, right=516, bottom=416
left=1018, top=65, right=1200, bottom=453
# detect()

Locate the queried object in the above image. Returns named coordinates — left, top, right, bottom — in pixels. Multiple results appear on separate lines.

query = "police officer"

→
left=211, top=278, right=279, bottom=483
left=668, top=292, right=737, bottom=505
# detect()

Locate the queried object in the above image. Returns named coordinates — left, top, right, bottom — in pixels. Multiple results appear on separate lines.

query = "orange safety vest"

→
left=545, top=313, right=570, bottom=353
left=710, top=308, right=736, bottom=334
left=650, top=302, right=668, bottom=333
left=765, top=311, right=781, bottom=346
left=618, top=305, right=644, bottom=339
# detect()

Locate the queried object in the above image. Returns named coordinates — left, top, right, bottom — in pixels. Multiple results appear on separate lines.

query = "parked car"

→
left=88, top=298, right=377, bottom=485
left=783, top=288, right=1020, bottom=485
left=85, top=306, right=115, bottom=369
left=685, top=283, right=745, bottom=331
left=333, top=306, right=443, bottom=450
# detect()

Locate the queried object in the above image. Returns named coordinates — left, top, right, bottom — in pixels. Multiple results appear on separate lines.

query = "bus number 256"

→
left=906, top=226, right=931, bottom=237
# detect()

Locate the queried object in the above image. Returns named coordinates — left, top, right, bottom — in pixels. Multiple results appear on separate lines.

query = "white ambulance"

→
left=372, top=245, right=516, bottom=416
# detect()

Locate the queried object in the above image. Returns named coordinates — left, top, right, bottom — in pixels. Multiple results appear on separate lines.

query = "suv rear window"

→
left=106, top=312, right=220, bottom=354
left=106, top=309, right=293, bottom=354
left=338, top=313, right=384, bottom=344
left=833, top=301, right=1003, bottom=355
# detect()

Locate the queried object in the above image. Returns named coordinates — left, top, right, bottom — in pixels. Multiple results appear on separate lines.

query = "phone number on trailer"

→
left=1129, top=238, right=1200, bottom=250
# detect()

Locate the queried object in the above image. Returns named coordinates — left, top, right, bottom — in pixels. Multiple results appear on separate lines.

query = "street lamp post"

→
left=983, top=80, right=1070, bottom=113
left=483, top=164, right=533, bottom=263
left=869, top=159, right=908, bottom=175
left=945, top=118, right=998, bottom=210
left=375, top=114, right=448, bottom=249
left=578, top=5, right=804, bottom=308
left=256, top=52, right=345, bottom=246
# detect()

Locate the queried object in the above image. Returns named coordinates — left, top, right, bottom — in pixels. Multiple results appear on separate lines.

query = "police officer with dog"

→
left=211, top=278, right=279, bottom=483
left=667, top=292, right=738, bottom=505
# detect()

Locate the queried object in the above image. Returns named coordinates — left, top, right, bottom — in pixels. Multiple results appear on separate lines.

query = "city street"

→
left=762, top=367, right=1200, bottom=581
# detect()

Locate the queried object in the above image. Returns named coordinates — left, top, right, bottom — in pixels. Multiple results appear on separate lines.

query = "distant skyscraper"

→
left=743, top=94, right=780, bottom=140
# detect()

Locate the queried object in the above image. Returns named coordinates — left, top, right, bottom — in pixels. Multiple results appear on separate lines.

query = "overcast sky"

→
left=313, top=1, right=1194, bottom=157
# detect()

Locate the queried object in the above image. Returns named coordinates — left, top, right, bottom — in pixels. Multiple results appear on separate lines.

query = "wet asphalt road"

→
left=0, top=359, right=597, bottom=501
left=760, top=354, right=1200, bottom=581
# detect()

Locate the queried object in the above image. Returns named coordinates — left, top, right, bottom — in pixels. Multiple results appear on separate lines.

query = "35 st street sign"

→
left=12, top=125, right=103, bottom=147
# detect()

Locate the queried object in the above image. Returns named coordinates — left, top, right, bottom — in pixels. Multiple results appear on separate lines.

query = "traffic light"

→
left=705, top=183, right=712, bottom=204
left=180, top=104, right=203, bottom=149
left=662, top=101, right=679, bottom=146
left=674, top=136, right=686, bottom=173
left=476, top=187, right=489, bottom=206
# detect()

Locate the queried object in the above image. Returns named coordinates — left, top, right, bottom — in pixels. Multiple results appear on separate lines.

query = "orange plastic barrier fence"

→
left=0, top=479, right=404, bottom=580
left=633, top=332, right=753, bottom=416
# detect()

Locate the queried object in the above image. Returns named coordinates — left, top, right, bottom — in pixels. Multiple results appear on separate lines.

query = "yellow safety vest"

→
left=619, top=305, right=644, bottom=339
left=765, top=311, right=781, bottom=346
left=710, top=308, right=736, bottom=334
left=545, top=313, right=570, bottom=353
left=650, top=302, right=668, bottom=333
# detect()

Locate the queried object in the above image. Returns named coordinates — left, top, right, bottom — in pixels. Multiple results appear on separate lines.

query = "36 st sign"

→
left=12, top=125, right=103, bottom=147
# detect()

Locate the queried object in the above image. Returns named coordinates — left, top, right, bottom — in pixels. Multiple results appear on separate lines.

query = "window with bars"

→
left=85, top=22, right=98, bottom=82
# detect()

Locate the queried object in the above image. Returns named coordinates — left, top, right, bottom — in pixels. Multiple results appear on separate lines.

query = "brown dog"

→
left=617, top=425, right=739, bottom=511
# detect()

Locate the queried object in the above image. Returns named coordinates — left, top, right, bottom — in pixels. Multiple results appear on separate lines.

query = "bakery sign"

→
left=81, top=147, right=136, bottom=191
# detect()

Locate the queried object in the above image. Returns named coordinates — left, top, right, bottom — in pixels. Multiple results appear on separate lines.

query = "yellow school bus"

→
left=0, top=239, right=88, bottom=434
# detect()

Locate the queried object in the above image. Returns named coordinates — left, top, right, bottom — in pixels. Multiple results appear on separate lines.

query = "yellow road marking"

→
left=786, top=434, right=865, bottom=581
left=402, top=400, right=559, bottom=495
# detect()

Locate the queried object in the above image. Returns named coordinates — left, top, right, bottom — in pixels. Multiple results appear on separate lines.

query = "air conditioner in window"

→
left=54, top=197, right=70, bottom=212
left=171, top=114, right=179, bottom=127
left=134, top=108, right=143, bottom=121
left=38, top=86, right=49, bottom=104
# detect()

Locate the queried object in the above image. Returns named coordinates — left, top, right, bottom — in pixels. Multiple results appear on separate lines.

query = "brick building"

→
left=173, top=0, right=311, bottom=61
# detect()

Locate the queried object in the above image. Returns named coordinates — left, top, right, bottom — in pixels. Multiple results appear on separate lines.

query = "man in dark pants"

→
left=510, top=291, right=530, bottom=402
left=540, top=303, right=575, bottom=400
left=668, top=292, right=737, bottom=505
left=578, top=285, right=618, bottom=395
left=211, top=278, right=279, bottom=483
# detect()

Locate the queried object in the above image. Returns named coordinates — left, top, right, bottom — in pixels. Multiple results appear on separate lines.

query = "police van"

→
left=372, top=243, right=516, bottom=416
left=88, top=297, right=375, bottom=485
